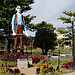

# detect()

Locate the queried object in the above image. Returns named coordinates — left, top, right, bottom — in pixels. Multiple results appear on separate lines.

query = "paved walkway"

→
left=20, top=67, right=37, bottom=75
left=11, top=66, right=37, bottom=75
left=63, top=72, right=75, bottom=75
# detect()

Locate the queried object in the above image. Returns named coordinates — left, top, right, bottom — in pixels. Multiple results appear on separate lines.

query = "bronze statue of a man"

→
left=12, top=5, right=26, bottom=56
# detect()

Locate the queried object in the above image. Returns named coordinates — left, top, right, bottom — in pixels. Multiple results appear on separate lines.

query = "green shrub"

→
left=32, top=51, right=41, bottom=56
left=0, top=51, right=4, bottom=55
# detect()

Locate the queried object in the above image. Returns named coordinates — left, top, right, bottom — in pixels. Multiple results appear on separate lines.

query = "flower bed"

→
left=29, top=56, right=44, bottom=63
left=36, top=64, right=60, bottom=75
left=61, top=61, right=73, bottom=69
left=8, top=52, right=20, bottom=62
left=2, top=50, right=44, bottom=63
left=0, top=65, right=20, bottom=75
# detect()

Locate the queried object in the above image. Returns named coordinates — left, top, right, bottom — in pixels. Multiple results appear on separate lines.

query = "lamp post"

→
left=58, top=43, right=61, bottom=71
left=71, top=15, right=75, bottom=70
left=31, top=38, right=32, bottom=54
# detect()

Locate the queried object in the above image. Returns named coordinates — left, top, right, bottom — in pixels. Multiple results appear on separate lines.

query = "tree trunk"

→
left=45, top=49, right=48, bottom=55
left=26, top=45, right=27, bottom=53
left=7, top=37, right=10, bottom=53
left=42, top=48, right=44, bottom=55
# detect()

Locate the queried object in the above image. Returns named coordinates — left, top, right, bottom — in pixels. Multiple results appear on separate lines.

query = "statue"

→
left=12, top=5, right=28, bottom=56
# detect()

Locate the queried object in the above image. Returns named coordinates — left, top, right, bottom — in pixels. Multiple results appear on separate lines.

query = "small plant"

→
left=36, top=65, right=61, bottom=75
left=40, top=67, right=44, bottom=75
left=0, top=64, right=20, bottom=75
left=0, top=66, right=1, bottom=71
left=61, top=61, right=73, bottom=69
left=8, top=64, right=17, bottom=67
left=6, top=67, right=13, bottom=74
left=36, top=67, right=40, bottom=74
left=14, top=68, right=20, bottom=74
left=6, top=71, right=10, bottom=75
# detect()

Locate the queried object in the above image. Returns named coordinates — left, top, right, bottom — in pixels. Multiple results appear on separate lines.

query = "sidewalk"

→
left=11, top=66, right=37, bottom=75
left=63, top=72, right=75, bottom=75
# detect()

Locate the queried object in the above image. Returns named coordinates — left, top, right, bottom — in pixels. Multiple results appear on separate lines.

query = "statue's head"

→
left=15, top=5, right=22, bottom=13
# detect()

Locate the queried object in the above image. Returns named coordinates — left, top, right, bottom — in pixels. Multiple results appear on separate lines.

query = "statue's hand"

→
left=23, top=30, right=29, bottom=37
left=12, top=30, right=16, bottom=35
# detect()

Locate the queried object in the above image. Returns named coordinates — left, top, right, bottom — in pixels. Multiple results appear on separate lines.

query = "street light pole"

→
left=71, top=15, right=75, bottom=70
left=72, top=22, right=74, bottom=56
left=31, top=39, right=32, bottom=54
left=58, top=44, right=61, bottom=70
left=72, top=21, right=75, bottom=70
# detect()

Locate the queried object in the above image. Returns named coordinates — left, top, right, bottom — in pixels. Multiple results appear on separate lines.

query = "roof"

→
left=57, top=27, right=65, bottom=31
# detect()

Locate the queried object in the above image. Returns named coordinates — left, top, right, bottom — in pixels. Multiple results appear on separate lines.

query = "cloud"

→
left=23, top=0, right=75, bottom=36
left=26, top=0, right=74, bottom=22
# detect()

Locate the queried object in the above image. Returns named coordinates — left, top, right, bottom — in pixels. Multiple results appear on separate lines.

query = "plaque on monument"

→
left=28, top=58, right=33, bottom=64
left=17, top=59, right=28, bottom=68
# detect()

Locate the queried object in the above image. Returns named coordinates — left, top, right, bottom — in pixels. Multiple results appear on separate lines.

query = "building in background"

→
left=56, top=27, right=72, bottom=48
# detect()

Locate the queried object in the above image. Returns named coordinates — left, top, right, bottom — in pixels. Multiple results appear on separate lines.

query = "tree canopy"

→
left=57, top=29, right=69, bottom=34
left=58, top=10, right=75, bottom=23
left=0, top=0, right=35, bottom=53
left=34, top=21, right=57, bottom=55
left=58, top=11, right=75, bottom=36
left=0, top=0, right=35, bottom=34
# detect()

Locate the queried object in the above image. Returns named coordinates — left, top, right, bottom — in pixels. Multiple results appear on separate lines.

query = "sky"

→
left=23, top=0, right=75, bottom=36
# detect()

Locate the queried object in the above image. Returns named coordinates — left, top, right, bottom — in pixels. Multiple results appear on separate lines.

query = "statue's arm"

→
left=12, top=15, right=16, bottom=35
left=12, top=15, right=15, bottom=30
left=23, top=16, right=26, bottom=31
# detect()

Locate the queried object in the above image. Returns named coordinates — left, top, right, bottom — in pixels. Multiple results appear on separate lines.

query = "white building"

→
left=56, top=27, right=68, bottom=39
left=55, top=27, right=71, bottom=48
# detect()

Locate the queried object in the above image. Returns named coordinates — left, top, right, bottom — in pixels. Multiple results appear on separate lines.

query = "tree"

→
left=57, top=29, right=69, bottom=34
left=58, top=10, right=74, bottom=23
left=23, top=35, right=34, bottom=53
left=23, top=35, right=30, bottom=53
left=58, top=11, right=75, bottom=33
left=58, top=11, right=75, bottom=43
left=34, top=21, right=57, bottom=55
left=0, top=0, right=35, bottom=53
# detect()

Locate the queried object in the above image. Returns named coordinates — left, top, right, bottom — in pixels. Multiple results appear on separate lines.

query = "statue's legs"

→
left=14, top=25, right=24, bottom=56
left=14, top=36, right=18, bottom=53
left=20, top=35, right=23, bottom=49
left=20, top=35, right=24, bottom=56
left=13, top=25, right=18, bottom=53
left=18, top=25, right=24, bottom=56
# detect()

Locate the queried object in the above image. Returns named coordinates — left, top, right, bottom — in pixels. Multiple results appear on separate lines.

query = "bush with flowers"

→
left=61, top=61, right=73, bottom=69
left=29, top=56, right=44, bottom=63
left=36, top=67, right=40, bottom=74
left=8, top=52, right=20, bottom=62
left=2, top=50, right=9, bottom=61
left=14, top=68, right=20, bottom=74
left=36, top=64, right=60, bottom=75
left=2, top=50, right=44, bottom=64
left=0, top=64, right=20, bottom=75
left=6, top=67, right=13, bottom=74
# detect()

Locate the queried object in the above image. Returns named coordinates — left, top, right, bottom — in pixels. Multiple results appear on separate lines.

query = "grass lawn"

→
left=47, top=47, right=72, bottom=55
left=0, top=61, right=16, bottom=66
